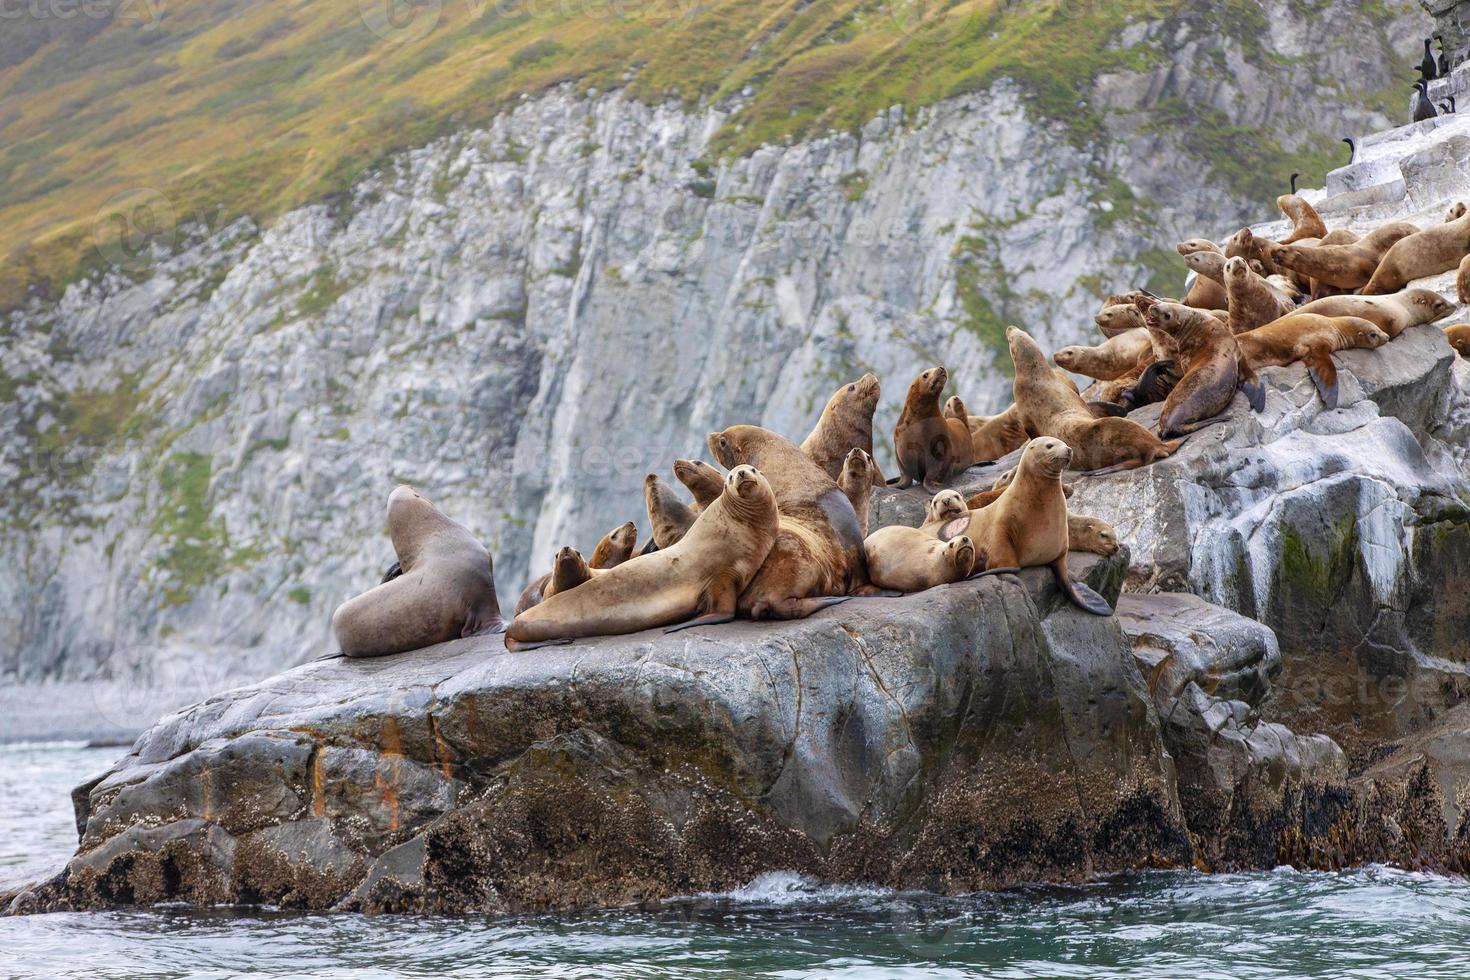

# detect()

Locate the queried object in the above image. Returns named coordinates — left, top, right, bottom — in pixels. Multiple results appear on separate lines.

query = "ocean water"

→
left=4, top=743, right=1470, bottom=979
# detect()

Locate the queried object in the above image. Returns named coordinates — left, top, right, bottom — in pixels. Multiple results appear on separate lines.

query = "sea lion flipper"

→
left=967, top=565, right=1021, bottom=581
left=380, top=561, right=403, bottom=584
left=504, top=636, right=574, bottom=652
left=1051, top=557, right=1113, bottom=615
left=1305, top=352, right=1339, bottom=409
left=851, top=588, right=904, bottom=598
left=664, top=611, right=737, bottom=634
left=1087, top=400, right=1130, bottom=418
left=638, top=538, right=660, bottom=556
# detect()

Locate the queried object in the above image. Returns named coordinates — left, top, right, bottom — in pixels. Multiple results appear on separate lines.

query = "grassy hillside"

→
left=0, top=0, right=1405, bottom=308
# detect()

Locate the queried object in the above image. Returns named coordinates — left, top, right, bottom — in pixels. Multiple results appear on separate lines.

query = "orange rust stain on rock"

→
left=375, top=717, right=405, bottom=833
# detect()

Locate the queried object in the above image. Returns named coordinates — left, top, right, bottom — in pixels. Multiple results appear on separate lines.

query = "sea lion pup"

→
left=506, top=465, right=780, bottom=650
left=1236, top=314, right=1390, bottom=408
left=800, top=372, right=885, bottom=486
left=1445, top=324, right=1470, bottom=357
left=1095, top=303, right=1147, bottom=337
left=1148, top=302, right=1261, bottom=436
left=333, top=486, right=504, bottom=657
left=932, top=438, right=1113, bottom=615
left=1289, top=288, right=1453, bottom=339
left=839, top=447, right=880, bottom=536
left=709, top=425, right=865, bottom=618
left=1054, top=328, right=1153, bottom=381
left=1361, top=207, right=1470, bottom=294
left=589, top=521, right=637, bottom=568
left=645, top=474, right=697, bottom=549
left=541, top=546, right=593, bottom=600
left=892, top=366, right=975, bottom=491
left=673, top=458, right=724, bottom=509
left=1008, top=325, right=1179, bottom=472
left=1260, top=222, right=1418, bottom=290
left=1277, top=194, right=1328, bottom=243
left=1223, top=256, right=1296, bottom=334
left=862, top=526, right=977, bottom=594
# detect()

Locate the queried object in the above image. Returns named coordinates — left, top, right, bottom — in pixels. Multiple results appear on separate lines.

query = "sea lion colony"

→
left=332, top=193, right=1465, bottom=656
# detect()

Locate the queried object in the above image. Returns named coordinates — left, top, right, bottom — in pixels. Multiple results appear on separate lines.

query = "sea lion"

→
left=931, top=438, right=1112, bottom=615
left=924, top=488, right=970, bottom=526
left=944, top=396, right=1029, bottom=462
left=1449, top=202, right=1467, bottom=223
left=1361, top=207, right=1470, bottom=294
left=709, top=425, right=864, bottom=618
left=1236, top=314, right=1390, bottom=408
left=1177, top=238, right=1221, bottom=256
left=589, top=521, right=637, bottom=568
left=506, top=464, right=780, bottom=650
left=1459, top=254, right=1470, bottom=304
left=862, top=526, right=977, bottom=594
left=1183, top=271, right=1228, bottom=311
left=332, top=486, right=504, bottom=657
left=542, top=546, right=593, bottom=600
left=1095, top=303, right=1147, bottom=337
left=892, top=366, right=975, bottom=491
left=839, top=447, right=880, bottom=536
left=1009, top=325, right=1180, bottom=472
left=1277, top=194, right=1328, bottom=244
left=800, top=372, right=885, bottom=486
left=1445, top=323, right=1470, bottom=357
left=1186, top=251, right=1296, bottom=308
left=1260, top=222, right=1418, bottom=290
left=1224, top=256, right=1296, bottom=334
left=1290, top=288, right=1452, bottom=339
left=646, top=473, right=697, bottom=549
left=1148, top=302, right=1261, bottom=437
left=1067, top=515, right=1119, bottom=557
left=1054, top=329, right=1154, bottom=381
left=673, top=458, right=724, bottom=508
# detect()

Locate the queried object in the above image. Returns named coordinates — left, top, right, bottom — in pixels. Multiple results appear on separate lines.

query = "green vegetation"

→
left=150, top=452, right=231, bottom=606
left=0, top=0, right=1410, bottom=307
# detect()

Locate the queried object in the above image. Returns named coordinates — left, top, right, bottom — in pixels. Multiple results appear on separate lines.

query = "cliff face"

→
left=0, top=0, right=1424, bottom=703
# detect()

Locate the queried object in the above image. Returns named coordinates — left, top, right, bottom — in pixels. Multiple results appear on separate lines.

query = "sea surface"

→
left=5, top=742, right=1470, bottom=980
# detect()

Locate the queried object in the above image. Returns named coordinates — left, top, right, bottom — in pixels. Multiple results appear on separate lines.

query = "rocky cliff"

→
left=0, top=0, right=1425, bottom=720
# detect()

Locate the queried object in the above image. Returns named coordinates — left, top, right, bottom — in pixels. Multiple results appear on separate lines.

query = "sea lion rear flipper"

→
left=504, top=636, right=574, bottom=652
left=967, top=566, right=1020, bottom=581
left=776, top=596, right=851, bottom=619
left=851, top=587, right=905, bottom=598
left=380, top=561, right=402, bottom=584
left=1304, top=352, right=1339, bottom=409
left=313, top=651, right=347, bottom=663
left=462, top=616, right=508, bottom=637
left=1087, top=401, right=1130, bottom=418
left=1052, top=557, right=1113, bottom=615
left=1237, top=359, right=1266, bottom=412
left=664, top=611, right=736, bottom=633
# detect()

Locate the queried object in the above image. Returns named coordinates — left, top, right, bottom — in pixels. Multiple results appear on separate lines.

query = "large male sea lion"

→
left=333, top=486, right=504, bottom=657
left=710, top=425, right=865, bottom=618
left=1008, top=326, right=1179, bottom=472
left=930, top=438, right=1113, bottom=615
left=1236, top=314, right=1389, bottom=407
left=506, top=465, right=780, bottom=650
left=1054, top=329, right=1153, bottom=381
left=1361, top=206, right=1470, bottom=294
left=801, top=373, right=885, bottom=485
left=1149, top=302, right=1261, bottom=436
left=892, top=366, right=975, bottom=491
left=1289, top=289, right=1452, bottom=339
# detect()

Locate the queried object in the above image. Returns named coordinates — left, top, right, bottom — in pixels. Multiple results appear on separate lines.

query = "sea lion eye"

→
left=847, top=385, right=855, bottom=393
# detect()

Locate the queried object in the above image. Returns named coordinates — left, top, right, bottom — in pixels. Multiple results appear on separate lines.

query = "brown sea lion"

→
left=924, top=488, right=970, bottom=527
left=1187, top=251, right=1297, bottom=310
left=1320, top=228, right=1360, bottom=246
left=1095, top=303, right=1147, bottom=337
left=1177, top=238, right=1221, bottom=256
left=947, top=400, right=1030, bottom=462
left=839, top=447, right=880, bottom=536
left=800, top=372, right=885, bottom=486
left=709, top=425, right=864, bottom=619
left=1290, top=289, right=1452, bottom=339
left=1458, top=254, right=1470, bottom=304
left=1224, top=256, right=1296, bottom=334
left=673, top=458, right=724, bottom=508
left=1449, top=202, right=1467, bottom=222
left=589, top=521, right=637, bottom=568
left=862, top=527, right=977, bottom=594
left=1008, top=326, right=1180, bottom=472
left=1361, top=207, right=1470, bottom=294
left=1261, top=222, right=1418, bottom=290
left=1054, top=329, right=1154, bottom=381
left=333, top=486, right=504, bottom=657
left=1277, top=194, right=1328, bottom=244
left=506, top=465, right=780, bottom=650
left=892, top=366, right=975, bottom=491
left=645, top=474, right=697, bottom=549
left=1148, top=302, right=1261, bottom=437
left=1236, top=314, right=1389, bottom=408
left=1445, top=324, right=1470, bottom=357
left=1067, top=515, right=1119, bottom=557
left=542, top=546, right=593, bottom=601
left=931, top=438, right=1112, bottom=615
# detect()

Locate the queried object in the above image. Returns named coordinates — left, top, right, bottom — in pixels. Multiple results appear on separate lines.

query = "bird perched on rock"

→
left=1414, top=80, right=1439, bottom=122
left=1420, top=38, right=1439, bottom=81
left=1290, top=172, right=1302, bottom=194
left=1440, top=95, right=1458, bottom=115
left=1342, top=136, right=1356, bottom=163
left=1437, top=36, right=1450, bottom=77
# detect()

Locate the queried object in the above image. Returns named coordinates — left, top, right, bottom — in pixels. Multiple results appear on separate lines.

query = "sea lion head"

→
left=943, top=394, right=968, bottom=420
left=1023, top=437, right=1073, bottom=479
left=1344, top=317, right=1391, bottom=350
left=1406, top=288, right=1454, bottom=323
left=1006, top=325, right=1050, bottom=376
left=1183, top=250, right=1222, bottom=277
left=1071, top=517, right=1119, bottom=556
left=1448, top=202, right=1467, bottom=222
left=1225, top=227, right=1255, bottom=258
left=945, top=535, right=977, bottom=577
left=1224, top=256, right=1250, bottom=281
left=386, top=485, right=448, bottom=568
left=707, top=425, right=768, bottom=469
left=590, top=520, right=639, bottom=568
left=841, top=447, right=876, bottom=481
left=907, top=366, right=947, bottom=401
left=1176, top=238, right=1220, bottom=256
left=1053, top=346, right=1082, bottom=371
left=840, top=372, right=882, bottom=408
left=724, top=463, right=773, bottom=508
left=1095, top=304, right=1144, bottom=333
left=926, top=489, right=967, bottom=524
left=548, top=546, right=592, bottom=594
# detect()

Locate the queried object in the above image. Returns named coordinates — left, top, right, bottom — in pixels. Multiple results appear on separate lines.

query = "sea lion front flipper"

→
left=664, top=611, right=737, bottom=634
left=1051, top=557, right=1113, bottom=615
left=638, top=538, right=659, bottom=556
left=312, top=651, right=347, bottom=663
left=1237, top=359, right=1266, bottom=412
left=779, top=595, right=851, bottom=619
left=1087, top=401, right=1130, bottom=418
left=504, top=636, right=575, bottom=652
left=380, top=561, right=403, bottom=584
left=850, top=587, right=904, bottom=598
left=1304, top=351, right=1339, bottom=409
left=967, top=566, right=1021, bottom=580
